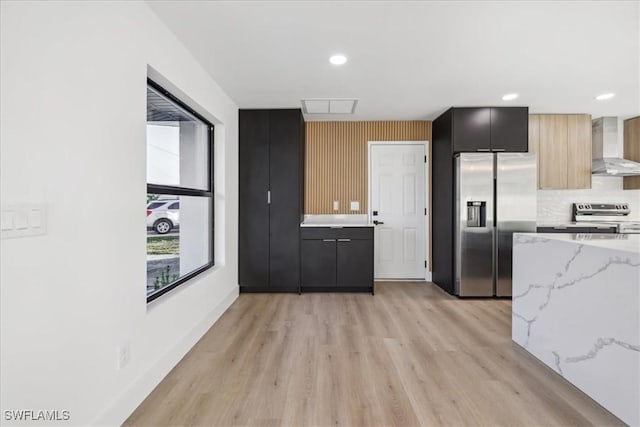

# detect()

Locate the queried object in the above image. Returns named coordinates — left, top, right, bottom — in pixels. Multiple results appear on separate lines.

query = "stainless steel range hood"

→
left=592, top=117, right=640, bottom=176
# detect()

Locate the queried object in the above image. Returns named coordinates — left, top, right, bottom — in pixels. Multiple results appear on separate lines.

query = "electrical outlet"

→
left=350, top=201, right=360, bottom=211
left=333, top=200, right=339, bottom=211
left=117, top=342, right=131, bottom=370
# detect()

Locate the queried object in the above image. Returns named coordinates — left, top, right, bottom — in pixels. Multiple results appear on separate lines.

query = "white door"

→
left=370, top=143, right=427, bottom=279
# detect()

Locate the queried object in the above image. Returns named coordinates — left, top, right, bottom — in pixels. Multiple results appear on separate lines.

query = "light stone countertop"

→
left=512, top=232, right=640, bottom=426
left=517, top=232, right=640, bottom=254
left=300, top=214, right=374, bottom=228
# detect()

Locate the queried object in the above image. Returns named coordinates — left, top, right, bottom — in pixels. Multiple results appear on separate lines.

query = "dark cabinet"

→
left=490, top=107, right=529, bottom=152
left=337, top=239, right=373, bottom=287
left=452, top=108, right=491, bottom=152
left=301, top=227, right=374, bottom=293
left=451, top=107, right=528, bottom=153
left=239, top=109, right=304, bottom=292
left=301, top=239, right=337, bottom=286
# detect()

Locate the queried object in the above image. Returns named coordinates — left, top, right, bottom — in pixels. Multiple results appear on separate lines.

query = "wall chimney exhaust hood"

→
left=592, top=117, right=640, bottom=176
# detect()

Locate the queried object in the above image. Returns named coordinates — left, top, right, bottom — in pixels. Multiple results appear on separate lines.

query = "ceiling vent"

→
left=301, top=98, right=358, bottom=115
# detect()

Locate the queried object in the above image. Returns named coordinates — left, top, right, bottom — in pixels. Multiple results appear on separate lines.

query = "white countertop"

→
left=512, top=232, right=640, bottom=426
left=516, top=233, right=640, bottom=254
left=300, top=214, right=374, bottom=227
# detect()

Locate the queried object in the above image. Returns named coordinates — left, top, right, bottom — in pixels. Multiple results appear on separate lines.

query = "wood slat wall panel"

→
left=305, top=121, right=431, bottom=214
left=305, top=120, right=432, bottom=272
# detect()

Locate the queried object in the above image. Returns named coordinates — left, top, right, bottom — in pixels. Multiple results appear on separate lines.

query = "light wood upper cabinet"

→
left=623, top=116, right=640, bottom=190
left=529, top=114, right=592, bottom=190
left=539, top=115, right=568, bottom=189
left=567, top=115, right=592, bottom=189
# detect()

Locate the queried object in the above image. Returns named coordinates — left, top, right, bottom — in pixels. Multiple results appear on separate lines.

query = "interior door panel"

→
left=370, top=144, right=427, bottom=279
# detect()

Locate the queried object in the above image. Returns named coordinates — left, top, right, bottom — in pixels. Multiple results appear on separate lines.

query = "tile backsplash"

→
left=537, top=176, right=640, bottom=223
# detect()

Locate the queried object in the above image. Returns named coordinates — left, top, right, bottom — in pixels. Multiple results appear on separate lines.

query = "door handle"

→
left=477, top=148, right=491, bottom=152
left=373, top=220, right=384, bottom=225
left=492, top=148, right=506, bottom=152
left=338, top=238, right=351, bottom=242
left=267, top=190, right=271, bottom=204
left=322, top=239, right=336, bottom=242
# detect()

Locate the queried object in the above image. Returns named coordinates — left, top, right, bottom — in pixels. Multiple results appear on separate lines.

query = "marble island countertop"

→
left=512, top=232, right=640, bottom=426
left=530, top=232, right=639, bottom=254
left=300, top=214, right=374, bottom=228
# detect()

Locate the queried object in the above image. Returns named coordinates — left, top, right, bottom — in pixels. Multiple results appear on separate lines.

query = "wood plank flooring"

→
left=125, top=282, right=623, bottom=426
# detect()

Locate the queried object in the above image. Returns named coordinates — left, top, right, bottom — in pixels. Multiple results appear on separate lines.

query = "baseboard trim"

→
left=301, top=286, right=373, bottom=293
left=91, top=286, right=239, bottom=426
left=239, top=286, right=299, bottom=293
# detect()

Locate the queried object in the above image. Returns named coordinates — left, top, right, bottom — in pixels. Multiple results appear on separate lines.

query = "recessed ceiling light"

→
left=595, top=93, right=615, bottom=101
left=329, top=54, right=347, bottom=65
left=502, top=93, right=519, bottom=101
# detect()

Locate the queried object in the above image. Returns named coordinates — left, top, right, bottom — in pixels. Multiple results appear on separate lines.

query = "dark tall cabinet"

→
left=432, top=106, right=528, bottom=295
left=239, top=109, right=304, bottom=292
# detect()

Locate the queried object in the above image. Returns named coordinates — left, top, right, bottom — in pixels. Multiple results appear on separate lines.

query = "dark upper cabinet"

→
left=490, top=107, right=528, bottom=152
left=239, top=109, right=304, bottom=292
left=337, top=239, right=373, bottom=287
left=450, top=107, right=528, bottom=153
left=452, top=108, right=491, bottom=152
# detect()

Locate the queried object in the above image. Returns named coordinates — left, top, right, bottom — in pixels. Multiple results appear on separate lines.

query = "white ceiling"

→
left=147, top=1, right=640, bottom=121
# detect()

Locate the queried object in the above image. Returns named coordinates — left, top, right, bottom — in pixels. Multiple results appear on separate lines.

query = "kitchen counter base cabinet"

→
left=301, top=239, right=336, bottom=287
left=301, top=227, right=374, bottom=294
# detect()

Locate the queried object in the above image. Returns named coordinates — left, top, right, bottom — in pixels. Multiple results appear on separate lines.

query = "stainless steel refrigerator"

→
left=454, top=153, right=537, bottom=297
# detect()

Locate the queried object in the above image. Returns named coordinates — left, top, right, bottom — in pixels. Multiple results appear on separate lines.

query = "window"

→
left=147, top=201, right=167, bottom=210
left=146, top=79, right=214, bottom=302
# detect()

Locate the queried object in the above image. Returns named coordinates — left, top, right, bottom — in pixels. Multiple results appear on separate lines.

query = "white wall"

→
left=0, top=2, right=238, bottom=426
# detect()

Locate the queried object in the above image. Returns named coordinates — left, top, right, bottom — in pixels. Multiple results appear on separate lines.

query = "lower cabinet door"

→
left=301, top=239, right=337, bottom=286
left=337, top=239, right=373, bottom=287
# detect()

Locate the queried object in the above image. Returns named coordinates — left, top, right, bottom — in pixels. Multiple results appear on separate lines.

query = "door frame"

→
left=367, top=141, right=430, bottom=281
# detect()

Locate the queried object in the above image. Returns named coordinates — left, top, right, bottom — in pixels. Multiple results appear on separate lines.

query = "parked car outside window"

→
left=146, top=199, right=180, bottom=234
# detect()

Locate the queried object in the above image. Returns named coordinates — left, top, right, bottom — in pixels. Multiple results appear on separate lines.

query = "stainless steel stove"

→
left=572, top=202, right=640, bottom=234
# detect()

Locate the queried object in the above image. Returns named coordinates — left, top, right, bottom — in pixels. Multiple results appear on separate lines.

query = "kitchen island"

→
left=512, top=232, right=640, bottom=426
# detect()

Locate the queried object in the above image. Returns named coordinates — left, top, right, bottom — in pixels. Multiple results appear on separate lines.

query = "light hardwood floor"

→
left=125, top=282, right=622, bottom=426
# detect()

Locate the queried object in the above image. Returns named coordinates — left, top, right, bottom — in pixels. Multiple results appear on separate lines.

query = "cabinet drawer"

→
left=335, top=227, right=373, bottom=240
left=301, top=226, right=374, bottom=240
left=301, top=227, right=336, bottom=239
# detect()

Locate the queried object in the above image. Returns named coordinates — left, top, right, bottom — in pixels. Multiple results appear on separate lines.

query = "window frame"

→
left=146, top=78, right=215, bottom=303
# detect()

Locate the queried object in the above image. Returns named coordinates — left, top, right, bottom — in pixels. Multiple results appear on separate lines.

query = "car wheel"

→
left=154, top=219, right=173, bottom=234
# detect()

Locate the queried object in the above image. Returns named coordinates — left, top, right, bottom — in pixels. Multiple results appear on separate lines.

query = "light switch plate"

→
left=350, top=201, right=360, bottom=211
left=0, top=210, right=14, bottom=231
left=333, top=200, right=339, bottom=211
left=1, top=204, right=47, bottom=239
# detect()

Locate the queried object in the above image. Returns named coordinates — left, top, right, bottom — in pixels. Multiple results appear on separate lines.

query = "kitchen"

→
left=1, top=1, right=639, bottom=427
